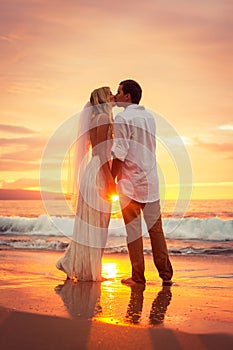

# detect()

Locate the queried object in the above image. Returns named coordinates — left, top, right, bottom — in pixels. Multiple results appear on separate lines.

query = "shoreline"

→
left=0, top=250, right=233, bottom=349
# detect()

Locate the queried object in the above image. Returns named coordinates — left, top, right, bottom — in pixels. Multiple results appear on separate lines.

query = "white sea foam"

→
left=164, top=217, right=233, bottom=241
left=0, top=215, right=232, bottom=241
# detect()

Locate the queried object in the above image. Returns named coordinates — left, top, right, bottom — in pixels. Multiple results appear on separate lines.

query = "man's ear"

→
left=125, top=93, right=131, bottom=102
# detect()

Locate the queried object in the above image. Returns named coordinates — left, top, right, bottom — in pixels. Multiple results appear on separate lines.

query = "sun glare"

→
left=102, top=263, right=117, bottom=279
left=111, top=194, right=119, bottom=202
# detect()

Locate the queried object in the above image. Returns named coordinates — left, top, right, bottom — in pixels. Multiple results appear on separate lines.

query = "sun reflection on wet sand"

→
left=97, top=257, right=172, bottom=327
left=102, top=262, right=118, bottom=279
left=1, top=251, right=233, bottom=335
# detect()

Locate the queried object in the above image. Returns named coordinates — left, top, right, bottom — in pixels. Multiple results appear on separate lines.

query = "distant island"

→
left=0, top=189, right=68, bottom=200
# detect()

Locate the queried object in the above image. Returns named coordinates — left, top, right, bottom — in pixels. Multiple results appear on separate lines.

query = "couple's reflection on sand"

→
left=149, top=286, right=172, bottom=325
left=55, top=280, right=102, bottom=319
left=126, top=285, right=172, bottom=326
left=55, top=280, right=172, bottom=326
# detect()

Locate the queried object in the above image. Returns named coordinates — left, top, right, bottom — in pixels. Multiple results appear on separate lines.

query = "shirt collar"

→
left=125, top=104, right=145, bottom=111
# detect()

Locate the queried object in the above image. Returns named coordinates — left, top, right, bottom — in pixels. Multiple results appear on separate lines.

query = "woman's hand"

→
left=106, top=178, right=117, bottom=201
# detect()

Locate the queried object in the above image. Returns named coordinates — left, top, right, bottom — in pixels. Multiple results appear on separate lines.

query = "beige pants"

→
left=120, top=196, right=173, bottom=284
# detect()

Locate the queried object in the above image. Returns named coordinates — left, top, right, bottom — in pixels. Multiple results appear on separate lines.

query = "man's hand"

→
left=111, top=157, right=123, bottom=179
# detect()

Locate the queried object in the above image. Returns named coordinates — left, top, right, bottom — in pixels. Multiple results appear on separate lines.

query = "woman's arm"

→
left=96, top=114, right=115, bottom=193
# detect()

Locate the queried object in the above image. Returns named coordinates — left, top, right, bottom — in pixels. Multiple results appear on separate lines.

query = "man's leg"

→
left=120, top=196, right=146, bottom=284
left=143, top=201, right=173, bottom=283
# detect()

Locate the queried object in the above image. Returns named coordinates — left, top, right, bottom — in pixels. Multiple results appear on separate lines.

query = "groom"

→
left=111, top=79, right=173, bottom=287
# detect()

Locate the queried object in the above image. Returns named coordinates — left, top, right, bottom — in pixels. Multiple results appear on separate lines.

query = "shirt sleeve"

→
left=111, top=114, right=130, bottom=161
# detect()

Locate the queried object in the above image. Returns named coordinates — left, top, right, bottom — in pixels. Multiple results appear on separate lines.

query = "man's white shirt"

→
left=111, top=104, right=160, bottom=203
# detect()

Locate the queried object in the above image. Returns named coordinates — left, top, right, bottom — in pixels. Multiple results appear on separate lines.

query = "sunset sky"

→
left=0, top=0, right=232, bottom=199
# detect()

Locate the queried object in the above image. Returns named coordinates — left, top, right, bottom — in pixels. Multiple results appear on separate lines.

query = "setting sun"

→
left=111, top=194, right=119, bottom=202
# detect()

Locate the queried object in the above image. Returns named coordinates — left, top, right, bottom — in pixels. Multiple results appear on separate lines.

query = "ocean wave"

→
left=0, top=215, right=74, bottom=236
left=168, top=246, right=233, bottom=256
left=0, top=238, right=69, bottom=251
left=1, top=237, right=233, bottom=256
left=164, top=217, right=233, bottom=241
left=0, top=215, right=232, bottom=242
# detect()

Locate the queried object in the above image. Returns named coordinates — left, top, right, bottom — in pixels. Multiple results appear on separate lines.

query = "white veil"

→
left=67, top=102, right=93, bottom=213
left=40, top=102, right=93, bottom=219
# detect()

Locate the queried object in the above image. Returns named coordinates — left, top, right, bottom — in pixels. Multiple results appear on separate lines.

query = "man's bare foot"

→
left=121, top=278, right=143, bottom=287
left=121, top=278, right=137, bottom=286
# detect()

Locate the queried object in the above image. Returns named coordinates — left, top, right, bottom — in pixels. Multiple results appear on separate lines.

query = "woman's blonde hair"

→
left=90, top=86, right=112, bottom=116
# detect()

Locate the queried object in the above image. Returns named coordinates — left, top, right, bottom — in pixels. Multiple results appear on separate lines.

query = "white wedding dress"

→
left=56, top=121, right=112, bottom=281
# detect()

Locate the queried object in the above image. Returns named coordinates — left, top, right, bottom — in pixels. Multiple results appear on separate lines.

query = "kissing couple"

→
left=56, top=79, right=173, bottom=287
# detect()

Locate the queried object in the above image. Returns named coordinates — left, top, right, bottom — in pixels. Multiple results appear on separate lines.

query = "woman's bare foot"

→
left=100, top=276, right=107, bottom=282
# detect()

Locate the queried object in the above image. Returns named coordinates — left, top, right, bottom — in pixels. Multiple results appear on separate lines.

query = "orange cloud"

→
left=0, top=136, right=47, bottom=147
left=0, top=124, right=36, bottom=134
left=0, top=160, right=38, bottom=171
left=0, top=134, right=47, bottom=168
left=195, top=138, right=233, bottom=153
left=0, top=149, right=43, bottom=161
left=0, top=178, right=39, bottom=189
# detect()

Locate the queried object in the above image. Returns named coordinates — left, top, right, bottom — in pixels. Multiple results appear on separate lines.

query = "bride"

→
left=56, top=87, right=116, bottom=281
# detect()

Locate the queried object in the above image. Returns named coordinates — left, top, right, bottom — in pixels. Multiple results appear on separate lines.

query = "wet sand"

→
left=0, top=250, right=233, bottom=349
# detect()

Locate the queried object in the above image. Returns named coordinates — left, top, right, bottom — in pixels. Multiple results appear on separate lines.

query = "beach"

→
left=0, top=250, right=233, bottom=349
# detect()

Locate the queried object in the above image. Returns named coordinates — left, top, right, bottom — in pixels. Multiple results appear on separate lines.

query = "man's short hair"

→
left=120, top=79, right=142, bottom=104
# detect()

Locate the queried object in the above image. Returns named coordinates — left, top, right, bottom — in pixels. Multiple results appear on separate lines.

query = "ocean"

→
left=0, top=199, right=232, bottom=256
